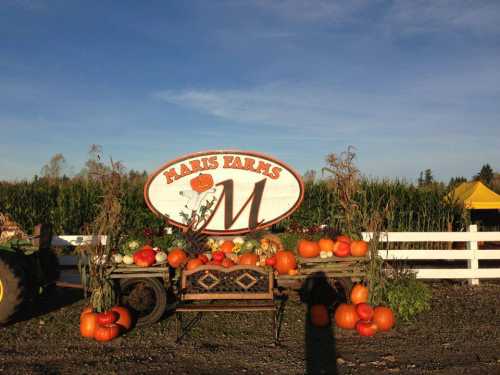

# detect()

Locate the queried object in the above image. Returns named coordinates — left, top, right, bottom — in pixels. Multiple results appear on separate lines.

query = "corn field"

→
left=0, top=176, right=466, bottom=241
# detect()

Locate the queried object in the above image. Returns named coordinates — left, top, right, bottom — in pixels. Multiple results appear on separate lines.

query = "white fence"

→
left=362, top=225, right=500, bottom=285
left=53, top=225, right=500, bottom=285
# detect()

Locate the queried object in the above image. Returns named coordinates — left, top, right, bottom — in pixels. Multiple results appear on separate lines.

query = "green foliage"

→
left=383, top=268, right=432, bottom=322
left=0, top=173, right=466, bottom=240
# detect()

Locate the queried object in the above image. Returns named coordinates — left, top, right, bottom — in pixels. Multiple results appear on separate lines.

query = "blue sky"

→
left=1, top=0, right=499, bottom=182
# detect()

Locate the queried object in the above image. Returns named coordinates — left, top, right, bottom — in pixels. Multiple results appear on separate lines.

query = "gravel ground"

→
left=1, top=282, right=499, bottom=375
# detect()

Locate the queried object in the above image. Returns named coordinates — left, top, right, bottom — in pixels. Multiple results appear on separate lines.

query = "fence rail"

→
left=52, top=225, right=500, bottom=285
left=362, top=225, right=500, bottom=285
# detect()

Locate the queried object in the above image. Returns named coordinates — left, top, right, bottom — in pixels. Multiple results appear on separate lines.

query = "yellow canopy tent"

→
left=448, top=181, right=500, bottom=209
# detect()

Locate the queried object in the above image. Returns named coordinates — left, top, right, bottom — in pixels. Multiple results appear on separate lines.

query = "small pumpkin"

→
left=111, top=306, right=133, bottom=331
left=356, top=321, right=378, bottom=337
left=333, top=240, right=350, bottom=257
left=80, top=311, right=98, bottom=338
left=186, top=258, right=204, bottom=271
left=94, top=323, right=121, bottom=342
left=350, top=240, right=369, bottom=257
left=310, top=304, right=330, bottom=327
left=355, top=303, right=374, bottom=321
left=96, top=310, right=119, bottom=325
left=274, top=250, right=297, bottom=275
left=167, top=248, right=187, bottom=268
left=372, top=306, right=395, bottom=331
left=221, top=258, right=235, bottom=268
left=219, top=240, right=235, bottom=254
left=336, top=235, right=352, bottom=244
left=350, top=284, right=369, bottom=305
left=334, top=303, right=359, bottom=330
left=239, top=253, right=259, bottom=266
left=318, top=238, right=335, bottom=253
left=190, top=173, right=214, bottom=193
left=298, top=240, right=320, bottom=258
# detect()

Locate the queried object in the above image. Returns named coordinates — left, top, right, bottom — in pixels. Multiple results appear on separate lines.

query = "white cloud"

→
left=386, top=0, right=500, bottom=35
left=251, top=0, right=374, bottom=22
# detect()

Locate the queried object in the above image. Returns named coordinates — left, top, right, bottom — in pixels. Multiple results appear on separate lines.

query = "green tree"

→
left=474, top=164, right=494, bottom=186
left=448, top=176, right=467, bottom=189
left=41, top=153, right=66, bottom=180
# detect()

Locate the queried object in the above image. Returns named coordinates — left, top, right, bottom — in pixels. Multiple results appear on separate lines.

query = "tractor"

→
left=0, top=224, right=58, bottom=325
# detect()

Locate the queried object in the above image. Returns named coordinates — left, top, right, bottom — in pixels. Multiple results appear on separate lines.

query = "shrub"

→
left=383, top=267, right=432, bottom=322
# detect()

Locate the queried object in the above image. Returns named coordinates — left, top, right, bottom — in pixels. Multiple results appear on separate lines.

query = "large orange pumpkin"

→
left=238, top=253, right=258, bottom=265
left=186, top=258, right=204, bottom=271
left=80, top=307, right=92, bottom=322
left=274, top=250, right=297, bottom=275
left=310, top=304, right=329, bottom=327
left=80, top=311, right=98, bottom=338
left=168, top=248, right=187, bottom=268
left=318, top=238, right=335, bottom=252
left=298, top=240, right=320, bottom=258
left=334, top=303, right=359, bottom=330
left=111, top=306, right=132, bottom=331
left=219, top=240, right=235, bottom=254
left=350, top=284, right=369, bottom=305
left=350, top=240, right=369, bottom=257
left=94, top=323, right=121, bottom=342
left=372, top=306, right=395, bottom=331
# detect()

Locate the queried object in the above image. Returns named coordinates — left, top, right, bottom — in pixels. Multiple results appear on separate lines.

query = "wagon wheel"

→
left=118, top=278, right=167, bottom=326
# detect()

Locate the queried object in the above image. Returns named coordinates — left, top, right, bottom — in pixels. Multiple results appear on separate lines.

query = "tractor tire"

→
left=0, top=252, right=27, bottom=325
left=118, top=277, right=167, bottom=327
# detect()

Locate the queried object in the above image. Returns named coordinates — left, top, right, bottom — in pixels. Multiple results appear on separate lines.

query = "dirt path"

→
left=1, top=282, right=499, bottom=374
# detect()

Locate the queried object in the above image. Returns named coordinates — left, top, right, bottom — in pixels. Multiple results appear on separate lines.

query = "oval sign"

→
left=144, top=150, right=304, bottom=235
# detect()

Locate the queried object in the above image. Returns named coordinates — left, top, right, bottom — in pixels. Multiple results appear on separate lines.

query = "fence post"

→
left=467, top=224, right=479, bottom=286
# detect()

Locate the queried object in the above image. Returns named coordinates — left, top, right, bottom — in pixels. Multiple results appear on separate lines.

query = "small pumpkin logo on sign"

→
left=144, top=150, right=304, bottom=235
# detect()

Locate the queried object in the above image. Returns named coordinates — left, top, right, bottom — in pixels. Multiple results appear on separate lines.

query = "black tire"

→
left=118, top=278, right=167, bottom=326
left=0, top=251, right=27, bottom=325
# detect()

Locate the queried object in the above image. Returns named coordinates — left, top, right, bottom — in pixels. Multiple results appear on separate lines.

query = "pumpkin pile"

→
left=334, top=283, right=395, bottom=336
left=298, top=235, right=369, bottom=259
left=177, top=235, right=299, bottom=275
left=80, top=306, right=133, bottom=342
left=112, top=242, right=168, bottom=268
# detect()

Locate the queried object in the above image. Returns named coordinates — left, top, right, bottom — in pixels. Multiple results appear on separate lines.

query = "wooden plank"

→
left=176, top=304, right=276, bottom=312
left=112, top=266, right=169, bottom=273
left=297, top=255, right=368, bottom=263
left=109, top=273, right=167, bottom=279
left=414, top=268, right=500, bottom=279
left=182, top=292, right=274, bottom=301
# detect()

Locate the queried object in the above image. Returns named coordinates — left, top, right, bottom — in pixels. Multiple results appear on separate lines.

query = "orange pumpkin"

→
left=96, top=311, right=118, bottom=325
left=310, top=304, right=330, bottom=327
left=190, top=173, right=214, bottom=193
left=318, top=238, right=335, bottom=252
left=111, top=306, right=133, bottom=331
left=219, top=240, right=235, bottom=254
left=80, top=307, right=92, bottom=322
left=298, top=240, right=320, bottom=258
left=221, top=258, right=235, bottom=268
left=186, top=258, right=203, bottom=271
left=350, top=240, right=369, bottom=257
left=372, top=306, right=395, bottom=331
left=274, top=250, right=297, bottom=275
left=168, top=248, right=187, bottom=268
left=94, top=323, right=121, bottom=342
left=80, top=311, right=98, bottom=338
left=336, top=235, right=352, bottom=244
left=350, top=284, right=369, bottom=305
left=239, top=253, right=258, bottom=266
left=334, top=303, right=359, bottom=330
